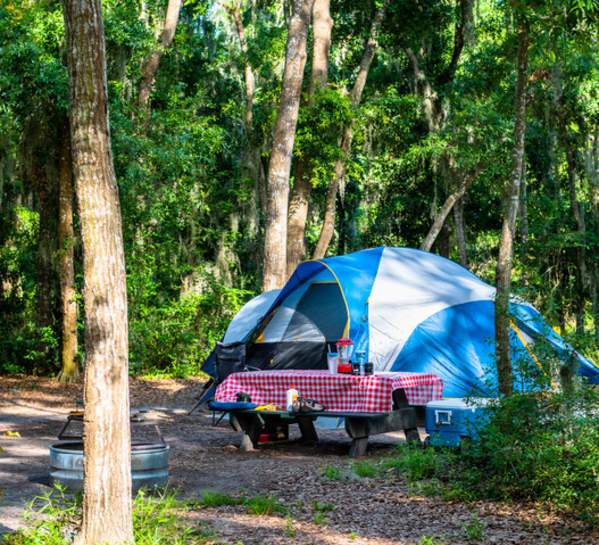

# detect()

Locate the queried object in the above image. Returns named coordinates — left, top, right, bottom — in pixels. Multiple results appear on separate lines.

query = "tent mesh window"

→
left=283, top=282, right=346, bottom=342
left=247, top=282, right=347, bottom=370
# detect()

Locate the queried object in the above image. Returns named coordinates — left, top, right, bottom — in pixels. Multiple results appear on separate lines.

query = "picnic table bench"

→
left=209, top=370, right=443, bottom=456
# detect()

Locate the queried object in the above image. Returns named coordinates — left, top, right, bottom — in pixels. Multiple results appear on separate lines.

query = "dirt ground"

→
left=0, top=376, right=596, bottom=545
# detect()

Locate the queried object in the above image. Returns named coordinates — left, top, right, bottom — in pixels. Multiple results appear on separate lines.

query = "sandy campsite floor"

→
left=0, top=376, right=596, bottom=545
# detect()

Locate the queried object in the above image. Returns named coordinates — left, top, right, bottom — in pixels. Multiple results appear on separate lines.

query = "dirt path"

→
left=0, top=377, right=595, bottom=544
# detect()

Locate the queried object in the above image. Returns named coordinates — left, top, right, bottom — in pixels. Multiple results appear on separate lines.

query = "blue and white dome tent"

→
left=202, top=247, right=598, bottom=398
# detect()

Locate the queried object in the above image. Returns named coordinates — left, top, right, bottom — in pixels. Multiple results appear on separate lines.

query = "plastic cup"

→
left=327, top=352, right=338, bottom=374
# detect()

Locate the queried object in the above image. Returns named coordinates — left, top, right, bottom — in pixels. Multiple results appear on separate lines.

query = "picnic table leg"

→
left=296, top=416, right=318, bottom=444
left=349, top=437, right=369, bottom=457
left=230, top=413, right=263, bottom=452
left=404, top=427, right=421, bottom=445
left=345, top=417, right=369, bottom=457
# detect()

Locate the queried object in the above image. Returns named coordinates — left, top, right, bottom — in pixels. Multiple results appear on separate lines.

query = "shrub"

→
left=386, top=385, right=599, bottom=523
left=129, top=276, right=252, bottom=377
left=461, top=388, right=599, bottom=520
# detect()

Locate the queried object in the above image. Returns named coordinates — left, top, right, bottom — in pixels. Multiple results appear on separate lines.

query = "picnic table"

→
left=212, top=370, right=443, bottom=456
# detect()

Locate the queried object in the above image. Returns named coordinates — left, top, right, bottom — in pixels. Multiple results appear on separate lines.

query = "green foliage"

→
left=129, top=276, right=251, bottom=377
left=0, top=0, right=597, bottom=379
left=1, top=487, right=215, bottom=545
left=385, top=386, right=599, bottom=523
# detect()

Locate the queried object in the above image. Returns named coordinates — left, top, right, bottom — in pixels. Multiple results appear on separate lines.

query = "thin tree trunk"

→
left=519, top=162, right=529, bottom=264
left=64, top=1, right=133, bottom=543
left=228, top=1, right=260, bottom=265
left=312, top=1, right=386, bottom=259
left=137, top=0, right=183, bottom=111
left=585, top=130, right=599, bottom=337
left=453, top=196, right=468, bottom=267
left=286, top=0, right=332, bottom=275
left=263, top=0, right=314, bottom=291
left=286, top=162, right=312, bottom=273
left=57, top=127, right=79, bottom=384
left=313, top=126, right=351, bottom=258
left=34, top=162, right=57, bottom=331
left=565, top=145, right=587, bottom=334
left=421, top=165, right=482, bottom=252
left=495, top=19, right=529, bottom=397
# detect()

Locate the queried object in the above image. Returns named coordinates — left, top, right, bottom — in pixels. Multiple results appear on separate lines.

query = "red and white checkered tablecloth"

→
left=214, top=370, right=443, bottom=414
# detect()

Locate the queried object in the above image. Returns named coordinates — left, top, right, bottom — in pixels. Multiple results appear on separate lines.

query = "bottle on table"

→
left=286, top=385, right=299, bottom=411
left=355, top=350, right=367, bottom=376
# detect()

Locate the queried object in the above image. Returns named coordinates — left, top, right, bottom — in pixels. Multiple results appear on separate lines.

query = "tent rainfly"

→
left=202, top=247, right=599, bottom=398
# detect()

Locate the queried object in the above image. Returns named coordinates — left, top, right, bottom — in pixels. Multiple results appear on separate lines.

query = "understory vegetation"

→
left=349, top=387, right=599, bottom=525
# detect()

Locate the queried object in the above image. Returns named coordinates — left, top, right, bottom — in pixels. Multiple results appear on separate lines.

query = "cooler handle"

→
left=435, top=409, right=452, bottom=425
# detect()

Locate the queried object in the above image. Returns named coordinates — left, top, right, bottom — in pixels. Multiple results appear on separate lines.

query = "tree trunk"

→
left=228, top=1, right=261, bottom=256
left=63, top=1, right=133, bottom=543
left=565, top=145, right=587, bottom=334
left=263, top=0, right=314, bottom=291
left=421, top=164, right=482, bottom=252
left=286, top=161, right=312, bottom=273
left=453, top=196, right=468, bottom=267
left=495, top=19, right=529, bottom=397
left=519, top=162, right=529, bottom=268
left=57, top=127, right=79, bottom=384
left=137, top=0, right=183, bottom=111
left=286, top=0, right=332, bottom=275
left=33, top=162, right=57, bottom=331
left=309, top=0, right=332, bottom=95
left=313, top=126, right=351, bottom=259
left=312, top=1, right=386, bottom=259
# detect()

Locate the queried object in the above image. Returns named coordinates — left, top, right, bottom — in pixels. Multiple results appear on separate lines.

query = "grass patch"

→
left=352, top=460, right=377, bottom=478
left=462, top=514, right=485, bottom=541
left=312, top=500, right=335, bottom=513
left=196, top=490, right=244, bottom=507
left=417, top=536, right=445, bottom=545
left=321, top=464, right=343, bottom=480
left=244, top=495, right=286, bottom=516
left=284, top=516, right=297, bottom=538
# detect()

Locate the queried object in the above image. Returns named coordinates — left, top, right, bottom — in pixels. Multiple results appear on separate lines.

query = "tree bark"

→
left=57, top=127, right=79, bottom=384
left=495, top=19, right=529, bottom=397
left=226, top=0, right=265, bottom=237
left=309, top=0, right=332, bottom=95
left=313, top=126, right=351, bottom=259
left=63, top=1, right=133, bottom=543
left=438, top=0, right=475, bottom=85
left=263, top=0, right=314, bottom=291
left=453, top=196, right=468, bottom=267
left=518, top=162, right=529, bottom=266
left=565, top=145, right=587, bottom=334
left=33, top=161, right=57, bottom=331
left=312, top=1, right=386, bottom=259
left=137, top=0, right=183, bottom=111
left=286, top=0, right=332, bottom=276
left=421, top=164, right=482, bottom=252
